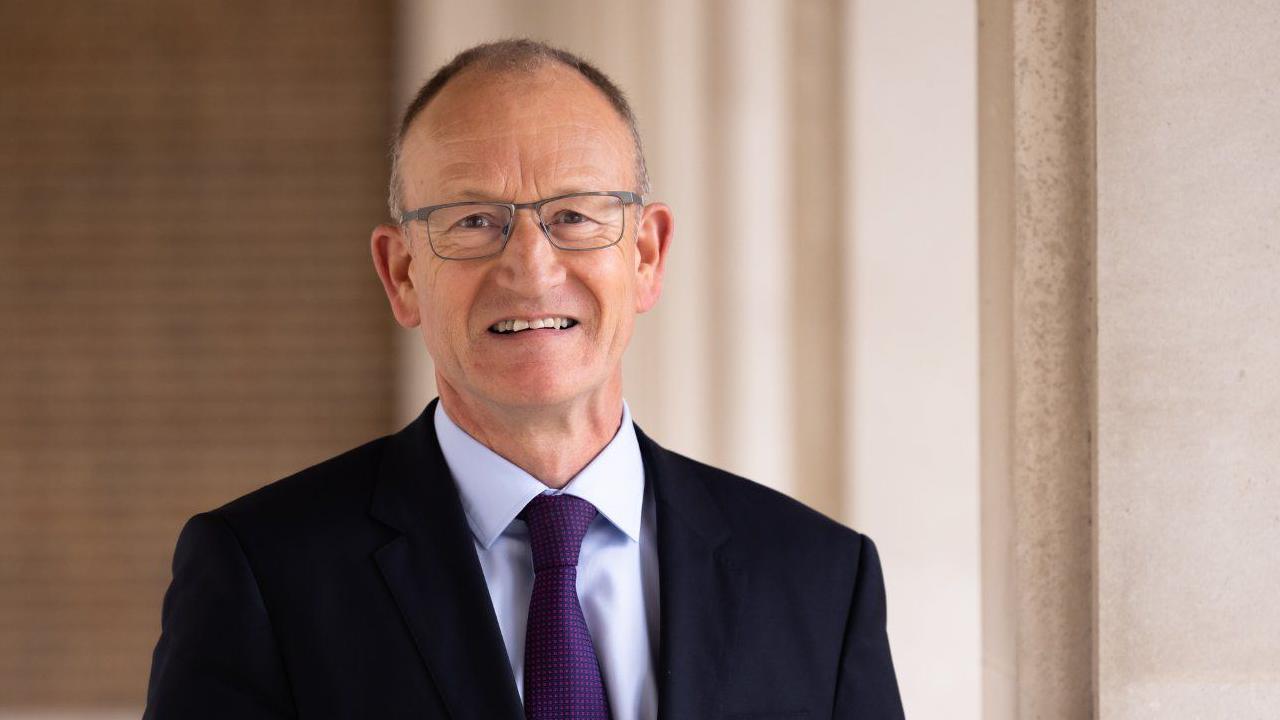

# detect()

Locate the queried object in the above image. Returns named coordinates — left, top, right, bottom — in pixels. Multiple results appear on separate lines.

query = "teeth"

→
left=490, top=317, right=574, bottom=333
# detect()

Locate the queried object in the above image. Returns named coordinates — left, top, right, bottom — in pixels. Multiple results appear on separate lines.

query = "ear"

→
left=633, top=202, right=674, bottom=314
left=370, top=223, right=421, bottom=327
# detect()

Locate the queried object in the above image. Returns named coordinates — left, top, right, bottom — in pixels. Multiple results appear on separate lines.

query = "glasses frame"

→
left=399, top=190, right=644, bottom=261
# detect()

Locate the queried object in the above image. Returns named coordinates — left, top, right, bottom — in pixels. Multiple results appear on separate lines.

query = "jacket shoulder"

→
left=650, top=442, right=878, bottom=634
left=657, top=445, right=867, bottom=558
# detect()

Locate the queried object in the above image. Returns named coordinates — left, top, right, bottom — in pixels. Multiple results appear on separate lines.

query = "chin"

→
left=478, top=368, right=594, bottom=409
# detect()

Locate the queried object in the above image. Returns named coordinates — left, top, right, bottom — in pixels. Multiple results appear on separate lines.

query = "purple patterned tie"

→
left=520, top=493, right=612, bottom=720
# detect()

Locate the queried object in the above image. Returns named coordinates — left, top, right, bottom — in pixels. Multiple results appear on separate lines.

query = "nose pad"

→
left=502, top=209, right=552, bottom=250
left=500, top=220, right=549, bottom=243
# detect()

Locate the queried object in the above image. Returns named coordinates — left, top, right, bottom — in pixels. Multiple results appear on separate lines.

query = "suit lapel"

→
left=369, top=400, right=524, bottom=720
left=637, top=426, right=745, bottom=720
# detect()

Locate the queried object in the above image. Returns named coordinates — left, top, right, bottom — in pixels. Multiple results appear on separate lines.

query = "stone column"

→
left=983, top=0, right=1280, bottom=716
left=1096, top=0, right=1280, bottom=715
left=978, top=0, right=1095, bottom=717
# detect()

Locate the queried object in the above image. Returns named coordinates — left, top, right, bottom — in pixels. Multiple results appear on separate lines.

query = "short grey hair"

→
left=387, top=38, right=650, bottom=220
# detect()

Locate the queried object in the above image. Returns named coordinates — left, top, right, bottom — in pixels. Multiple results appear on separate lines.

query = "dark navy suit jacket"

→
left=144, top=399, right=905, bottom=719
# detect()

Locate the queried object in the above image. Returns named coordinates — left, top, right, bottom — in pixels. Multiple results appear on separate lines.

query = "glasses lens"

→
left=539, top=194, right=625, bottom=250
left=426, top=203, right=513, bottom=259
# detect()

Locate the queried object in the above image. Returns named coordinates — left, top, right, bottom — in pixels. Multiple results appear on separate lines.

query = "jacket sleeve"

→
left=143, top=511, right=297, bottom=719
left=831, top=534, right=906, bottom=719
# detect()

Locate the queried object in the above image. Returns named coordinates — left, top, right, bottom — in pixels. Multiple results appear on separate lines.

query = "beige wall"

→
left=980, top=0, right=1280, bottom=716
left=1096, top=0, right=1280, bottom=715
left=846, top=1, right=981, bottom=716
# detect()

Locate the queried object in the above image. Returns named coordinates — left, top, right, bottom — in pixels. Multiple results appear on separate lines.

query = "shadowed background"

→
left=0, top=0, right=396, bottom=711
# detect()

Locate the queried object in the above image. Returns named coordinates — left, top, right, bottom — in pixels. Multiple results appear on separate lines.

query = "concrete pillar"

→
left=1096, top=0, right=1280, bottom=715
left=978, top=0, right=1095, bottom=717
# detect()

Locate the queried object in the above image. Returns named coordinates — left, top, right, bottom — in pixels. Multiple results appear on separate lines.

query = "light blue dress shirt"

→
left=433, top=400, right=659, bottom=720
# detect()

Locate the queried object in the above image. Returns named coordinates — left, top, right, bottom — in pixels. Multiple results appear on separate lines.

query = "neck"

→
left=435, top=376, right=624, bottom=489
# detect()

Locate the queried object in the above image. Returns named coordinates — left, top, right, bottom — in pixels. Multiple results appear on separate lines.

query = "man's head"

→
left=370, top=40, right=674, bottom=416
left=386, top=39, right=651, bottom=220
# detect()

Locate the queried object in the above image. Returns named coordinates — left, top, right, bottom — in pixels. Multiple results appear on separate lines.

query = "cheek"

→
left=417, top=266, right=474, bottom=349
left=594, top=280, right=638, bottom=347
left=584, top=248, right=638, bottom=314
left=612, top=312, right=635, bottom=346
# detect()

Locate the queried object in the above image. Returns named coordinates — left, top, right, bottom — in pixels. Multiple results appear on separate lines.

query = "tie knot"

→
left=520, top=493, right=598, bottom=572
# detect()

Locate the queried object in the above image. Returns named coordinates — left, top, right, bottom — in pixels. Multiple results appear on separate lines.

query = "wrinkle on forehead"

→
left=399, top=65, right=636, bottom=205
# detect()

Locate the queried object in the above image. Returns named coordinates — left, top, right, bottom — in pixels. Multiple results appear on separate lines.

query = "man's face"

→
left=376, top=64, right=670, bottom=413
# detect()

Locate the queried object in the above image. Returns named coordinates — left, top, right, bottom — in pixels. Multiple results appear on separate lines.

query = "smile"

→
left=488, top=317, right=579, bottom=334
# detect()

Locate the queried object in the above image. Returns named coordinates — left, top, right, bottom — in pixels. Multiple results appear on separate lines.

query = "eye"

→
left=456, top=213, right=496, bottom=229
left=551, top=210, right=589, bottom=225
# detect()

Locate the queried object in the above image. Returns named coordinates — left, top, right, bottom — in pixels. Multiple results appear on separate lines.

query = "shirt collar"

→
left=433, top=399, right=645, bottom=549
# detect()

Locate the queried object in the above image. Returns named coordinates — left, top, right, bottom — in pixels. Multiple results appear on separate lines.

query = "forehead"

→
left=400, top=63, right=635, bottom=202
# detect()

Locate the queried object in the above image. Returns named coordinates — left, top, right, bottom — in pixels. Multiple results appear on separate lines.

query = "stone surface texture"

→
left=1096, top=0, right=1280, bottom=716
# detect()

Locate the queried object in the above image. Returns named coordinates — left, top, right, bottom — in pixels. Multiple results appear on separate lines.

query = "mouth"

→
left=487, top=316, right=579, bottom=335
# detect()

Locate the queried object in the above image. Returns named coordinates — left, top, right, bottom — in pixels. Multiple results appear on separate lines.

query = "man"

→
left=144, top=39, right=904, bottom=719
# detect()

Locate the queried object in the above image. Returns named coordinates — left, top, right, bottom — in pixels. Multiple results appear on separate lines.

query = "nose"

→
left=494, top=208, right=566, bottom=297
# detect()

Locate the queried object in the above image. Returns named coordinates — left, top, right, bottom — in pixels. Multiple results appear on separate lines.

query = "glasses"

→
left=399, top=190, right=644, bottom=260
